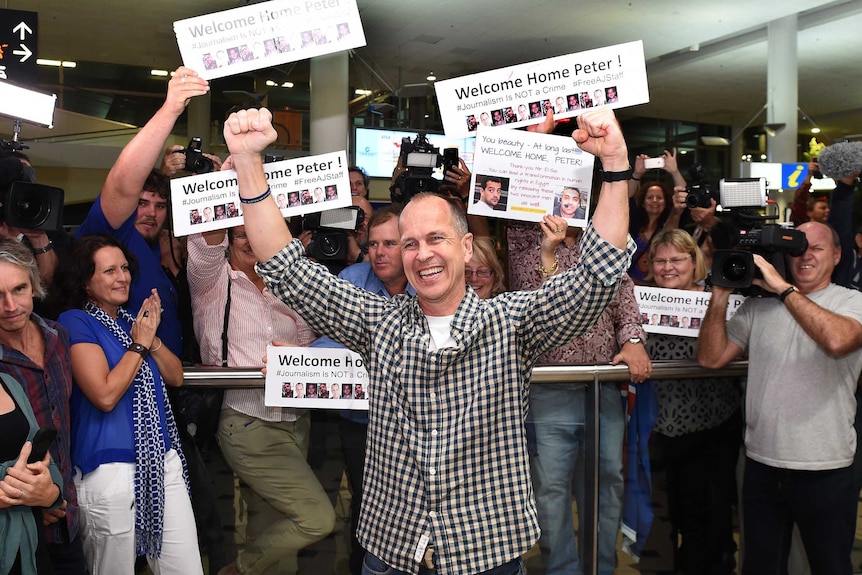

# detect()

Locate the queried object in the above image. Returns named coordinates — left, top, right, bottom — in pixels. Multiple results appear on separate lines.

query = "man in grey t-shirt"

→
left=698, top=221, right=862, bottom=574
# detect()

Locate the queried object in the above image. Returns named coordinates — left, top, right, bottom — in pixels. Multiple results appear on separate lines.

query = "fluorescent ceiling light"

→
left=0, top=80, right=57, bottom=128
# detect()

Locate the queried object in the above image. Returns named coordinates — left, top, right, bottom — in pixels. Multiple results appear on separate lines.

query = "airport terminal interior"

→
left=3, top=0, right=862, bottom=573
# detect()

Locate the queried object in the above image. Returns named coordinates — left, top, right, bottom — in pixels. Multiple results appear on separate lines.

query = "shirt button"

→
left=429, top=392, right=436, bottom=399
left=431, top=429, right=438, bottom=437
left=429, top=510, right=437, bottom=518
left=429, top=467, right=436, bottom=476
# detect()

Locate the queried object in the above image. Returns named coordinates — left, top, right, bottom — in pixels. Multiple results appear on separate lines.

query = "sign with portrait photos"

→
left=636, top=286, right=746, bottom=338
left=467, top=126, right=594, bottom=227
left=170, top=151, right=351, bottom=237
left=264, top=346, right=369, bottom=410
left=174, top=0, right=366, bottom=80
left=435, top=40, right=648, bottom=139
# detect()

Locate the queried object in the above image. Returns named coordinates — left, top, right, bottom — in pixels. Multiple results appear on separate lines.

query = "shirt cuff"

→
left=577, top=225, right=636, bottom=287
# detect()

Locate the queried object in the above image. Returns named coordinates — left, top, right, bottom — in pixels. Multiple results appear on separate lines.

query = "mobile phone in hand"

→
left=27, top=427, right=58, bottom=464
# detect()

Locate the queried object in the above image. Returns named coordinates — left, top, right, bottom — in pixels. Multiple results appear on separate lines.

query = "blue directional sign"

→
left=0, top=9, right=38, bottom=83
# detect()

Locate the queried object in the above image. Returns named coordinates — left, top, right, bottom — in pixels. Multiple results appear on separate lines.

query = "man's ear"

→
left=463, top=232, right=474, bottom=264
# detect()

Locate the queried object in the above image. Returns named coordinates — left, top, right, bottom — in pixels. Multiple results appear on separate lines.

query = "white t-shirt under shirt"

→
left=426, top=314, right=456, bottom=351
left=727, top=283, right=862, bottom=471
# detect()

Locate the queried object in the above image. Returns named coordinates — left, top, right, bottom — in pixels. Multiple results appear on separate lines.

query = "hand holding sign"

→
left=165, top=67, right=210, bottom=116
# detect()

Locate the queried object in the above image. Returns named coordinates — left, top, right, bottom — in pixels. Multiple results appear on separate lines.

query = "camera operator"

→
left=0, top=152, right=70, bottom=290
left=698, top=220, right=862, bottom=574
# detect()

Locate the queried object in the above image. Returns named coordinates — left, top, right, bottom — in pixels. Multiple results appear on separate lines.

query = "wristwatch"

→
left=779, top=285, right=800, bottom=302
left=127, top=342, right=149, bottom=359
left=600, top=167, right=634, bottom=182
left=628, top=337, right=643, bottom=345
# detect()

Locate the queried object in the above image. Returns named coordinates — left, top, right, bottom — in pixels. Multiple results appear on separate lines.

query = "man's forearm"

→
left=232, top=154, right=293, bottom=262
left=104, top=105, right=181, bottom=201
left=591, top=178, right=629, bottom=250
left=783, top=290, right=862, bottom=357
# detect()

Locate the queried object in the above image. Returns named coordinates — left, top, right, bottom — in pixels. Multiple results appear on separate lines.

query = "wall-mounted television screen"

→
left=353, top=127, right=475, bottom=179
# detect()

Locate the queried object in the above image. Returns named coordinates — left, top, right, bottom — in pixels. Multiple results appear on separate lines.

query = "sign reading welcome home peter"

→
left=174, top=0, right=366, bottom=81
left=435, top=41, right=648, bottom=139
left=467, top=127, right=594, bottom=226
left=635, top=286, right=746, bottom=338
left=264, top=346, right=369, bottom=410
left=170, top=151, right=350, bottom=237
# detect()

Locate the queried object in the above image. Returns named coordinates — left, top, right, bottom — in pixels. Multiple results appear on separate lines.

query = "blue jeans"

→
left=528, top=383, right=625, bottom=575
left=360, top=553, right=525, bottom=575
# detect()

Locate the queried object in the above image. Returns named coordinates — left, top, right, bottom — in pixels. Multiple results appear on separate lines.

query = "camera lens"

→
left=721, top=253, right=750, bottom=283
left=318, top=234, right=342, bottom=258
left=13, top=193, right=50, bottom=228
left=685, top=192, right=699, bottom=209
left=192, top=156, right=214, bottom=174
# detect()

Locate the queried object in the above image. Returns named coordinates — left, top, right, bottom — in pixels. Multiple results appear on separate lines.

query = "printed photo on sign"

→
left=174, top=0, right=366, bottom=81
left=635, top=286, right=746, bottom=338
left=467, top=127, right=593, bottom=226
left=436, top=40, right=647, bottom=138
left=170, top=151, right=351, bottom=236
left=264, top=346, right=369, bottom=410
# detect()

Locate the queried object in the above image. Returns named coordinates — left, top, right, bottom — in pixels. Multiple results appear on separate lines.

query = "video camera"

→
left=710, top=178, right=808, bottom=295
left=391, top=133, right=459, bottom=203
left=0, top=154, right=64, bottom=232
left=175, top=137, right=215, bottom=175
left=302, top=206, right=365, bottom=267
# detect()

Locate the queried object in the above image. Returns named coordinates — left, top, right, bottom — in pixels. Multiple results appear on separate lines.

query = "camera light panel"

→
left=0, top=81, right=57, bottom=129
left=719, top=178, right=767, bottom=209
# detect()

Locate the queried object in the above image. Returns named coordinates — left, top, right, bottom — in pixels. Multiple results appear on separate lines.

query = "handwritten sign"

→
left=467, top=127, right=594, bottom=226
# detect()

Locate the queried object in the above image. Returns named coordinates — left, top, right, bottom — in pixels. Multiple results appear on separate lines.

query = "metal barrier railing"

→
left=182, top=359, right=749, bottom=575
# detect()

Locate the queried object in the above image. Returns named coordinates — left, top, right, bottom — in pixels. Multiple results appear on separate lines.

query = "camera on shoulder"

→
left=709, top=177, right=807, bottom=296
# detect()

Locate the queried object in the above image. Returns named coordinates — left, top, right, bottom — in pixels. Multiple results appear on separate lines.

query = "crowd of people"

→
left=2, top=63, right=862, bottom=575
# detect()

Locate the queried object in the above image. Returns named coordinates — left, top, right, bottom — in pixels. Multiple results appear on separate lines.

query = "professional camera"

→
left=710, top=178, right=808, bottom=295
left=685, top=164, right=718, bottom=209
left=0, top=154, right=65, bottom=232
left=302, top=206, right=365, bottom=268
left=177, top=137, right=215, bottom=174
left=391, top=132, right=459, bottom=203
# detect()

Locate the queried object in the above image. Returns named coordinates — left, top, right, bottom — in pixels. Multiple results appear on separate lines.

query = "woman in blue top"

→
left=52, top=235, right=202, bottom=575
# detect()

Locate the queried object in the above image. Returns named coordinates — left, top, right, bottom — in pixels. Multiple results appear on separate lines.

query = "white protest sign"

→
left=635, top=286, right=746, bottom=338
left=171, top=151, right=351, bottom=237
left=174, top=0, right=366, bottom=81
left=435, top=41, right=647, bottom=139
left=467, top=127, right=594, bottom=226
left=264, top=346, right=369, bottom=410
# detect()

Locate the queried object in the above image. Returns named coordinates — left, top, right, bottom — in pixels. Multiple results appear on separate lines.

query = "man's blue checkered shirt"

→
left=257, top=226, right=633, bottom=575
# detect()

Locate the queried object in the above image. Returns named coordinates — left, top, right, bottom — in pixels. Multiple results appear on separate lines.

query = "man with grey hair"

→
left=0, top=238, right=86, bottom=574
